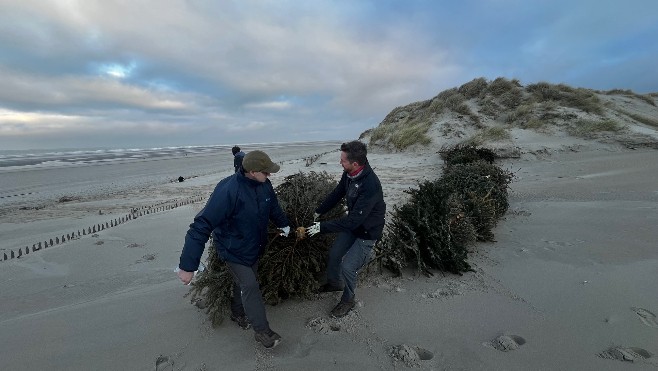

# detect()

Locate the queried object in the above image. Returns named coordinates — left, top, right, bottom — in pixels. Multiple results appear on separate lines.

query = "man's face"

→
left=339, top=151, right=357, bottom=173
left=248, top=171, right=270, bottom=183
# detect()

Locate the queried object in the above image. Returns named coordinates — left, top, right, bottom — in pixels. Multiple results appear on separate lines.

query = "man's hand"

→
left=176, top=268, right=194, bottom=285
left=313, top=212, right=320, bottom=222
left=307, top=222, right=321, bottom=237
left=279, top=226, right=291, bottom=237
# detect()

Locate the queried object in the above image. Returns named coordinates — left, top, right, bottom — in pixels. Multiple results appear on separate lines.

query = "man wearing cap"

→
left=306, top=140, right=386, bottom=318
left=177, top=150, right=290, bottom=349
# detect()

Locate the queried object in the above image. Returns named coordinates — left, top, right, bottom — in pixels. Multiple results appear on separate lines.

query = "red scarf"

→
left=348, top=165, right=365, bottom=177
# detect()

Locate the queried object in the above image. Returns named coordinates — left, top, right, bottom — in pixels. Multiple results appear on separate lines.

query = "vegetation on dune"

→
left=363, top=77, right=657, bottom=150
left=466, top=126, right=512, bottom=146
left=368, top=100, right=435, bottom=151
left=605, top=89, right=656, bottom=107
left=615, top=109, right=658, bottom=129
left=567, top=119, right=625, bottom=137
left=526, top=82, right=605, bottom=115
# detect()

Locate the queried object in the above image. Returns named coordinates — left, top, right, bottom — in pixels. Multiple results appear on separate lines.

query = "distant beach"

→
left=0, top=141, right=344, bottom=208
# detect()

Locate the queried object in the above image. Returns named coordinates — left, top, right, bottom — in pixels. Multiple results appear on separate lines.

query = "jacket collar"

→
left=347, top=162, right=371, bottom=180
left=237, top=169, right=263, bottom=187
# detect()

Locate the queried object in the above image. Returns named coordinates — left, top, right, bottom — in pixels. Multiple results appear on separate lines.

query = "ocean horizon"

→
left=0, top=140, right=344, bottom=208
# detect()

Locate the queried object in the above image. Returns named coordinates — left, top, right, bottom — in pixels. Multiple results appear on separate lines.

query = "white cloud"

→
left=0, top=0, right=656, bottom=150
left=244, top=101, right=292, bottom=110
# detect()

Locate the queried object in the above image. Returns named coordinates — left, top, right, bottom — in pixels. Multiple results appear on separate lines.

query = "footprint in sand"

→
left=136, top=253, right=157, bottom=263
left=631, top=307, right=658, bottom=328
left=306, top=317, right=341, bottom=334
left=388, top=344, right=434, bottom=368
left=598, top=346, right=653, bottom=363
left=155, top=355, right=174, bottom=370
left=483, top=335, right=526, bottom=352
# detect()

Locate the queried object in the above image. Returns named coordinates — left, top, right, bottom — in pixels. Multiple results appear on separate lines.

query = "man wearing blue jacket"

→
left=177, top=150, right=290, bottom=349
left=306, top=141, right=386, bottom=318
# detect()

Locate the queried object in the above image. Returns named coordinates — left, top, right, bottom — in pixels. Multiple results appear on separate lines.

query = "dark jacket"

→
left=233, top=151, right=245, bottom=172
left=316, top=162, right=386, bottom=240
left=179, top=171, right=289, bottom=270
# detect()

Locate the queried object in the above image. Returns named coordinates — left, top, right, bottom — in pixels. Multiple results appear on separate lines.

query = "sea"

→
left=0, top=141, right=343, bottom=207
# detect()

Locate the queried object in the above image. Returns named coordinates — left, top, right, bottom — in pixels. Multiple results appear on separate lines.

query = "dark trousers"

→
left=226, top=261, right=269, bottom=332
left=326, top=232, right=375, bottom=303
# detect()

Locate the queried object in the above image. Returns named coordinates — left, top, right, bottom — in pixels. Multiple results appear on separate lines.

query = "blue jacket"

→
left=316, top=162, right=386, bottom=240
left=179, top=171, right=289, bottom=270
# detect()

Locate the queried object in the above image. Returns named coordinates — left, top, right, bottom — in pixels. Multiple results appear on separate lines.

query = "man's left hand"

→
left=307, top=222, right=321, bottom=237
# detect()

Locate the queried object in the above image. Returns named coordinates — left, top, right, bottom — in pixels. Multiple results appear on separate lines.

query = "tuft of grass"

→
left=566, top=88, right=604, bottom=114
left=358, top=128, right=373, bottom=140
left=454, top=103, right=472, bottom=116
left=605, top=89, right=656, bottom=106
left=458, top=77, right=489, bottom=99
left=527, top=82, right=603, bottom=114
left=480, top=98, right=501, bottom=118
left=429, top=98, right=445, bottom=114
left=444, top=92, right=466, bottom=111
left=465, top=126, right=511, bottom=145
left=498, top=89, right=523, bottom=109
left=567, top=119, right=624, bottom=137
left=506, top=103, right=534, bottom=124
left=436, top=88, right=459, bottom=101
left=527, top=82, right=562, bottom=101
left=390, top=121, right=432, bottom=150
left=522, top=117, right=548, bottom=130
left=616, top=109, right=658, bottom=128
left=369, top=124, right=397, bottom=143
left=487, top=77, right=518, bottom=97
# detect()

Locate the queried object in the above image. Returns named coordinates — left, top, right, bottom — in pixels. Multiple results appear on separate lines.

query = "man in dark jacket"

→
left=177, top=150, right=290, bottom=349
left=232, top=145, right=246, bottom=173
left=306, top=140, right=386, bottom=317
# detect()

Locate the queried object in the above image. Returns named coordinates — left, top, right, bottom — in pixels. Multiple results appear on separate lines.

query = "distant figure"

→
left=232, top=146, right=246, bottom=172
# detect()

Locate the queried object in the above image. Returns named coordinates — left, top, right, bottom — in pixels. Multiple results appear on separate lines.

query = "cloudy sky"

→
left=1, top=0, right=656, bottom=150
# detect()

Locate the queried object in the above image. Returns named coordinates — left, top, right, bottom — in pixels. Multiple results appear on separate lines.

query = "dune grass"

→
left=465, top=126, right=511, bottom=145
left=616, top=109, right=658, bottom=129
left=605, top=89, right=656, bottom=106
left=528, top=82, right=604, bottom=114
left=567, top=119, right=624, bottom=137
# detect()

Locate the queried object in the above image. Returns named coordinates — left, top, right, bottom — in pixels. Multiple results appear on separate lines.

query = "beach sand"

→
left=1, top=137, right=657, bottom=370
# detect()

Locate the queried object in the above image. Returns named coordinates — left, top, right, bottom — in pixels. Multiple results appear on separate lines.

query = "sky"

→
left=1, top=0, right=657, bottom=150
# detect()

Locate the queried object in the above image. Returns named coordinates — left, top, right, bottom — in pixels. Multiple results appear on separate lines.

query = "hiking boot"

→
left=254, top=328, right=282, bottom=349
left=318, top=283, right=343, bottom=293
left=230, top=314, right=251, bottom=330
left=330, top=300, right=355, bottom=318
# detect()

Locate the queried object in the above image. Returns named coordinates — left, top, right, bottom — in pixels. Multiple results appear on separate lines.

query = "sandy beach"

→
left=1, top=136, right=657, bottom=370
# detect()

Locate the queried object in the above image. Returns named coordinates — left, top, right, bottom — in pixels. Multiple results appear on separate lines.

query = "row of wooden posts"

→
left=1, top=196, right=204, bottom=262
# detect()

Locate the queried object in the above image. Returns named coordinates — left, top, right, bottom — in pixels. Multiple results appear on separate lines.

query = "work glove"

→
left=313, top=212, right=320, bottom=222
left=307, top=222, right=321, bottom=237
left=279, top=226, right=290, bottom=237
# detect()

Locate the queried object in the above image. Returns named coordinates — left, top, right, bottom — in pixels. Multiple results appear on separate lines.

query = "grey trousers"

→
left=225, top=261, right=269, bottom=332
